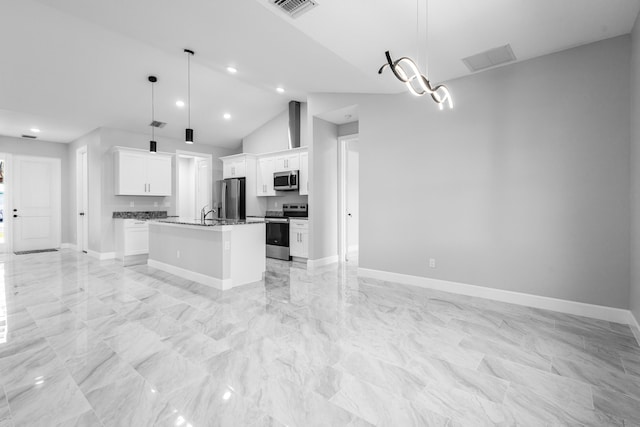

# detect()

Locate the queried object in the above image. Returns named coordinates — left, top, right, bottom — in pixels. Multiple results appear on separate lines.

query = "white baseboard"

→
left=358, top=268, right=633, bottom=326
left=87, top=250, right=116, bottom=261
left=307, top=255, right=339, bottom=269
left=147, top=259, right=232, bottom=290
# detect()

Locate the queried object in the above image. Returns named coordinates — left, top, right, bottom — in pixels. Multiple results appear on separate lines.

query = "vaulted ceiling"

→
left=1, top=0, right=638, bottom=147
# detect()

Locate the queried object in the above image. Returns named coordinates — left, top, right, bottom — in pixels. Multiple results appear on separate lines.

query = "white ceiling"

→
left=1, top=0, right=638, bottom=147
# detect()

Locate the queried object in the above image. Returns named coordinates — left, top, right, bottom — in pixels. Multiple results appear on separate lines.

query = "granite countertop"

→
left=152, top=217, right=265, bottom=227
left=113, top=211, right=168, bottom=219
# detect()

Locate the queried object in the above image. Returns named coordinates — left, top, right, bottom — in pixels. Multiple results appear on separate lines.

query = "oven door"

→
left=265, top=218, right=290, bottom=260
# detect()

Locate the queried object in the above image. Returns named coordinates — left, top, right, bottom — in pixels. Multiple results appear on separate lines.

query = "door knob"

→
left=13, top=215, right=17, bottom=218
left=79, top=212, right=85, bottom=216
left=13, top=209, right=17, bottom=212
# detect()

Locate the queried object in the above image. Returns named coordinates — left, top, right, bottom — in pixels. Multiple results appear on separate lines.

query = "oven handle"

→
left=265, top=218, right=289, bottom=223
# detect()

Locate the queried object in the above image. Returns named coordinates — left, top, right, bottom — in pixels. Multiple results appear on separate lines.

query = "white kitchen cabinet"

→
left=274, top=153, right=300, bottom=172
left=257, top=157, right=276, bottom=196
left=114, top=148, right=172, bottom=196
left=114, top=219, right=149, bottom=260
left=299, top=151, right=309, bottom=196
left=223, top=158, right=246, bottom=178
left=289, top=219, right=308, bottom=258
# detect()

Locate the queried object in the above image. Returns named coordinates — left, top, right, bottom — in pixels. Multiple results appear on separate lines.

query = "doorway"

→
left=176, top=151, right=213, bottom=219
left=0, top=156, right=8, bottom=253
left=338, top=136, right=359, bottom=263
left=12, top=155, right=61, bottom=252
left=76, top=146, right=88, bottom=252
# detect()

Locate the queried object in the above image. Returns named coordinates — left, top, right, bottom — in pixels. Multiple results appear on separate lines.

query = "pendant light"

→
left=184, top=48, right=195, bottom=144
left=148, top=75, right=158, bottom=152
left=378, top=0, right=453, bottom=110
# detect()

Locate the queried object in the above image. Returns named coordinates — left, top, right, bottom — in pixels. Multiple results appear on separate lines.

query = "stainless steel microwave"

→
left=274, top=170, right=299, bottom=191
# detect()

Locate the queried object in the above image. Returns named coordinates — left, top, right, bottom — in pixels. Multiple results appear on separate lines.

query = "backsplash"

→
left=112, top=211, right=168, bottom=219
left=266, top=194, right=308, bottom=211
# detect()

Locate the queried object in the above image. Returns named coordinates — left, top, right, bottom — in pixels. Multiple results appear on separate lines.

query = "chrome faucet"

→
left=200, top=205, right=216, bottom=222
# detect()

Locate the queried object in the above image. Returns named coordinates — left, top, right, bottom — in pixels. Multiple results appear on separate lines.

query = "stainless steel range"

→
left=265, top=203, right=307, bottom=260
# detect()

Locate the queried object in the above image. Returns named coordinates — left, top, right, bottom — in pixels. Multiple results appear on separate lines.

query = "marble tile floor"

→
left=0, top=250, right=639, bottom=426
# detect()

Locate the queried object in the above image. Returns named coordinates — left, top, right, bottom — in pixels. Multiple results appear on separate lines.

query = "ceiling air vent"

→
left=270, top=0, right=319, bottom=18
left=462, top=44, right=516, bottom=73
left=149, top=121, right=166, bottom=128
left=21, top=134, right=37, bottom=139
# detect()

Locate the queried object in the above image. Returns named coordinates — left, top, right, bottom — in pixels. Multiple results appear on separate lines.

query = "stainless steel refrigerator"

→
left=220, top=178, right=246, bottom=220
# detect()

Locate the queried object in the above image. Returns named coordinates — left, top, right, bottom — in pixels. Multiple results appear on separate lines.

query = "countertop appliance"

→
left=221, top=177, right=246, bottom=220
left=265, top=203, right=308, bottom=260
left=274, top=170, right=298, bottom=191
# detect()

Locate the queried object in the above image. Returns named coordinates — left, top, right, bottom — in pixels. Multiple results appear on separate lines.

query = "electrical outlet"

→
left=129, top=201, right=134, bottom=207
left=177, top=250, right=180, bottom=259
left=224, top=241, right=230, bottom=250
left=429, top=258, right=436, bottom=269
left=275, top=202, right=278, bottom=208
left=153, top=202, right=158, bottom=207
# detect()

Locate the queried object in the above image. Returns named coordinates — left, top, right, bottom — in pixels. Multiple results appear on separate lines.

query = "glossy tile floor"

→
left=0, top=250, right=640, bottom=426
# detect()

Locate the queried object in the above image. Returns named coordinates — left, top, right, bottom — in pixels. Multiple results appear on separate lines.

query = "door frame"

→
left=76, top=146, right=88, bottom=252
left=175, top=150, right=213, bottom=218
left=337, top=134, right=358, bottom=263
left=0, top=153, right=12, bottom=253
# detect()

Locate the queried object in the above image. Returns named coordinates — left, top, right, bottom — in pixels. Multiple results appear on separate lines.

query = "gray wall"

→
left=308, top=35, right=632, bottom=309
left=631, top=14, right=640, bottom=321
left=338, top=121, right=359, bottom=137
left=0, top=136, right=71, bottom=244
left=67, top=127, right=238, bottom=254
left=308, top=117, right=338, bottom=260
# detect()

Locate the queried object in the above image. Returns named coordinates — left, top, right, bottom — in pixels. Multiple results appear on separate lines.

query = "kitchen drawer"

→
left=290, top=219, right=308, bottom=229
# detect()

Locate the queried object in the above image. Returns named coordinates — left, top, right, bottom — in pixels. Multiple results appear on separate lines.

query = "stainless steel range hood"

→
left=288, top=101, right=301, bottom=150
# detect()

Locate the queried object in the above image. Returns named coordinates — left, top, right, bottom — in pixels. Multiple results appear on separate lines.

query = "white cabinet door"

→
left=223, top=159, right=247, bottom=178
left=274, top=153, right=300, bottom=172
left=115, top=150, right=172, bottom=196
left=299, top=151, right=309, bottom=196
left=146, top=155, right=172, bottom=196
left=257, top=157, right=276, bottom=196
left=289, top=219, right=308, bottom=258
left=115, top=150, right=147, bottom=195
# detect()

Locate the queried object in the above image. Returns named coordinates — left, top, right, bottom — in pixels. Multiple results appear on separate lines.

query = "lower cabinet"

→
left=114, top=219, right=149, bottom=260
left=289, top=219, right=308, bottom=258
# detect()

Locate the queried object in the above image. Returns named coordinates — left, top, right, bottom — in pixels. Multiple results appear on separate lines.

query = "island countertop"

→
left=151, top=217, right=265, bottom=228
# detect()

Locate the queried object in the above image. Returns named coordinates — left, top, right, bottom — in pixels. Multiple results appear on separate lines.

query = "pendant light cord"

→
left=187, top=51, right=191, bottom=129
left=151, top=80, right=155, bottom=140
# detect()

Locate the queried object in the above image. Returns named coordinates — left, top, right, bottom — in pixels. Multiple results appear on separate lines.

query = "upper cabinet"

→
left=222, top=156, right=247, bottom=179
left=299, top=151, right=309, bottom=196
left=114, top=148, right=172, bottom=196
left=274, top=152, right=300, bottom=172
left=256, top=157, right=276, bottom=196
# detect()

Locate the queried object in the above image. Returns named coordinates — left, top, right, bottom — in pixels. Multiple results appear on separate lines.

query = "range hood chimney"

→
left=288, top=101, right=301, bottom=149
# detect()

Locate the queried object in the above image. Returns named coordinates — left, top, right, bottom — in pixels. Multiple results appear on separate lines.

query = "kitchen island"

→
left=147, top=218, right=265, bottom=290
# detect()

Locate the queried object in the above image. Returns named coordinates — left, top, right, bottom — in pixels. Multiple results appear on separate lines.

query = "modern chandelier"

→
left=184, top=48, right=195, bottom=144
left=378, top=0, right=453, bottom=110
left=148, top=75, right=158, bottom=153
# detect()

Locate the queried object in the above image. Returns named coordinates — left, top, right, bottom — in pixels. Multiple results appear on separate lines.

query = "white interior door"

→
left=13, top=156, right=61, bottom=252
left=346, top=139, right=359, bottom=258
left=76, top=147, right=88, bottom=252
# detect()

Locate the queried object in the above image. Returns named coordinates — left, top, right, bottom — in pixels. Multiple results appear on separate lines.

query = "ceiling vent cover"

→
left=270, top=0, right=318, bottom=18
left=21, top=134, right=37, bottom=139
left=462, top=44, right=516, bottom=72
left=149, top=121, right=166, bottom=128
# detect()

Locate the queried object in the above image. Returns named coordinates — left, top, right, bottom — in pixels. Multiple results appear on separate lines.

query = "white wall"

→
left=308, top=117, right=338, bottom=260
left=0, top=136, right=71, bottom=245
left=338, top=121, right=359, bottom=137
left=630, top=13, right=640, bottom=322
left=308, top=35, right=632, bottom=309
left=242, top=103, right=309, bottom=153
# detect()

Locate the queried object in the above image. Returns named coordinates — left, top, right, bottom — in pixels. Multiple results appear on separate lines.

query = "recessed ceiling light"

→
left=276, top=87, right=285, bottom=93
left=223, top=113, right=231, bottom=120
left=30, top=128, right=40, bottom=133
left=176, top=100, right=185, bottom=108
left=226, top=66, right=237, bottom=74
